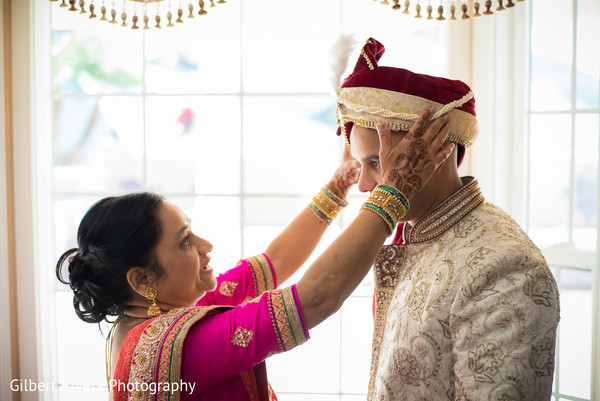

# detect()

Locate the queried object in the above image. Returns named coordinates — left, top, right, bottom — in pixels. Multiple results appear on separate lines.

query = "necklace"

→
left=104, top=315, right=121, bottom=387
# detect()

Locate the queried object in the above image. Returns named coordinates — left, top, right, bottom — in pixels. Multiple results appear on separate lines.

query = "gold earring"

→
left=144, top=287, right=161, bottom=316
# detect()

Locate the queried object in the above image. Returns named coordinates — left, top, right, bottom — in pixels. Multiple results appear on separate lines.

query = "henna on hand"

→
left=328, top=151, right=360, bottom=199
left=377, top=107, right=453, bottom=201
left=385, top=137, right=428, bottom=199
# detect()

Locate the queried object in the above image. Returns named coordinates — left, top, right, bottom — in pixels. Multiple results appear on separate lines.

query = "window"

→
left=42, top=1, right=449, bottom=400
left=527, top=0, right=600, bottom=399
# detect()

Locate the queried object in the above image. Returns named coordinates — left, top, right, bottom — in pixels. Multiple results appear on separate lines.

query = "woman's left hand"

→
left=326, top=145, right=361, bottom=199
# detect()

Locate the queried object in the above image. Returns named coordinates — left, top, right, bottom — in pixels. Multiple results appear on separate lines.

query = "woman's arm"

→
left=265, top=147, right=360, bottom=285
left=296, top=109, right=454, bottom=329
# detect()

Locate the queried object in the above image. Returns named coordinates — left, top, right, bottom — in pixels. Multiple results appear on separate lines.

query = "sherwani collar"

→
left=403, top=176, right=484, bottom=244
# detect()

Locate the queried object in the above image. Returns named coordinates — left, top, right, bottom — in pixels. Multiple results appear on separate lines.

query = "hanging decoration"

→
left=375, top=0, right=524, bottom=20
left=49, top=0, right=227, bottom=29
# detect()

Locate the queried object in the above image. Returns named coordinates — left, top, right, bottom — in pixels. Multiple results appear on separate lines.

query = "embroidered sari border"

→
left=113, top=319, right=154, bottom=401
left=248, top=254, right=277, bottom=297
left=291, top=285, right=309, bottom=339
left=267, top=286, right=308, bottom=353
left=127, top=306, right=227, bottom=401
left=159, top=309, right=208, bottom=401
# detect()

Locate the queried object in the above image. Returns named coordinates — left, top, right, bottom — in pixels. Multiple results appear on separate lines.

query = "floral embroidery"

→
left=406, top=282, right=429, bottom=322
left=219, top=281, right=239, bottom=297
left=393, top=349, right=420, bottom=385
left=231, top=327, right=254, bottom=348
left=523, top=267, right=555, bottom=307
left=530, top=337, right=555, bottom=377
left=488, top=382, right=523, bottom=400
left=462, top=259, right=499, bottom=299
left=468, top=342, right=504, bottom=382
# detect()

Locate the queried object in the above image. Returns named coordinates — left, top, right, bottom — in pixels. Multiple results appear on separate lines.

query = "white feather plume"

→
left=329, top=34, right=358, bottom=94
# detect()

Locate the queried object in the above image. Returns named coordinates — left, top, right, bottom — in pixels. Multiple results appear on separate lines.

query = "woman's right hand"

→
left=376, top=107, right=455, bottom=200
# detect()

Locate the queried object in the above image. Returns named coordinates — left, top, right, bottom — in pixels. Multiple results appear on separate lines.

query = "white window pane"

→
left=144, top=4, right=242, bottom=94
left=51, top=29, right=143, bottom=95
left=277, top=395, right=339, bottom=401
left=146, top=96, right=241, bottom=194
left=530, top=0, right=573, bottom=111
left=54, top=97, right=144, bottom=194
left=341, top=296, right=373, bottom=394
left=53, top=196, right=106, bottom=291
left=576, top=0, right=600, bottom=109
left=170, top=196, right=241, bottom=275
left=528, top=114, right=571, bottom=247
left=342, top=6, right=448, bottom=78
left=267, top=310, right=341, bottom=394
left=557, top=268, right=592, bottom=399
left=243, top=197, right=307, bottom=259
left=243, top=196, right=343, bottom=284
left=242, top=0, right=341, bottom=93
left=244, top=197, right=307, bottom=226
left=57, top=387, right=108, bottom=401
left=243, top=96, right=341, bottom=194
left=53, top=197, right=98, bottom=260
left=55, top=292, right=108, bottom=387
left=573, top=114, right=598, bottom=250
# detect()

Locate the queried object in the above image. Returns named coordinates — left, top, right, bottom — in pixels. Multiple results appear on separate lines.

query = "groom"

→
left=333, top=37, right=559, bottom=401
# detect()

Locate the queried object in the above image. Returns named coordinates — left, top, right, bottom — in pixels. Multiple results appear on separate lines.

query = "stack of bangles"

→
left=309, top=186, right=349, bottom=225
left=360, top=184, right=410, bottom=235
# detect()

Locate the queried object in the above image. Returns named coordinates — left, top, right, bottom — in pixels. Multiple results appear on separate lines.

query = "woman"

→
left=56, top=108, right=453, bottom=401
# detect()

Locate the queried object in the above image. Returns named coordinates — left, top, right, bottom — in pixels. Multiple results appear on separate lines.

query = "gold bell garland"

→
left=49, top=0, right=227, bottom=30
left=376, top=0, right=524, bottom=20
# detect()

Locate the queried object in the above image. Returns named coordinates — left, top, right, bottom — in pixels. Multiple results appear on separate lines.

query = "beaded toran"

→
left=376, top=0, right=525, bottom=21
left=49, top=0, right=227, bottom=30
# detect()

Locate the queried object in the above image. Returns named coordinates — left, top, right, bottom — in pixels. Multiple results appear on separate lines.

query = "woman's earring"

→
left=144, top=287, right=161, bottom=316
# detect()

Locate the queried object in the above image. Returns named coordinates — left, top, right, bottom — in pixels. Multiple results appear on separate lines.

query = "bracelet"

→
left=309, top=186, right=349, bottom=225
left=360, top=184, right=409, bottom=235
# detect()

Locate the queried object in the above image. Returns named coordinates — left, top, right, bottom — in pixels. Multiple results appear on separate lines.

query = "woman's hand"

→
left=326, top=145, right=361, bottom=199
left=377, top=107, right=455, bottom=200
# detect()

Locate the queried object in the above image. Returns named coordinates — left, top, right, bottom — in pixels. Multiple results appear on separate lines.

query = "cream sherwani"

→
left=369, top=177, right=559, bottom=401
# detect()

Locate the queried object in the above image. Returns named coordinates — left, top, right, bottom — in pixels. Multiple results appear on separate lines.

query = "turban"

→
left=334, top=37, right=478, bottom=166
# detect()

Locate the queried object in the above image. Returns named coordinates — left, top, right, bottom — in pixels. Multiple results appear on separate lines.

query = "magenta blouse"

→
left=181, top=253, right=310, bottom=400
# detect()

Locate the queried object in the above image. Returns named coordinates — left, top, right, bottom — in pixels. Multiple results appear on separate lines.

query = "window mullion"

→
left=567, top=0, right=578, bottom=245
left=592, top=46, right=600, bottom=401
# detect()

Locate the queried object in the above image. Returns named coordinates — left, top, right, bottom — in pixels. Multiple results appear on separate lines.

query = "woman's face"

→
left=152, top=201, right=217, bottom=307
left=349, top=124, right=405, bottom=193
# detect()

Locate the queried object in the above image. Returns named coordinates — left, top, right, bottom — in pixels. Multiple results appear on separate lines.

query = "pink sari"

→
left=112, top=254, right=309, bottom=401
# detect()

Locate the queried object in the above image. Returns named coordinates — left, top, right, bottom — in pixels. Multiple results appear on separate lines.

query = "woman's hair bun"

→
left=55, top=192, right=164, bottom=324
left=57, top=248, right=122, bottom=323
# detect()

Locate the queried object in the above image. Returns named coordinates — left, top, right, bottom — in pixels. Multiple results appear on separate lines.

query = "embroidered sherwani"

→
left=369, top=177, right=559, bottom=401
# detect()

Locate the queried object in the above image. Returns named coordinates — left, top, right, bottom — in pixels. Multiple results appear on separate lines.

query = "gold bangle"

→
left=309, top=186, right=348, bottom=224
left=360, top=184, right=409, bottom=235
